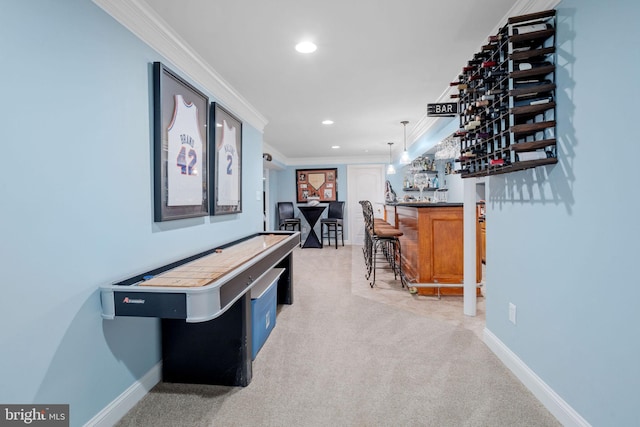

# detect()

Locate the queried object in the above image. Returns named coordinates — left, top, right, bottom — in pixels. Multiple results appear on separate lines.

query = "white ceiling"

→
left=128, top=0, right=550, bottom=163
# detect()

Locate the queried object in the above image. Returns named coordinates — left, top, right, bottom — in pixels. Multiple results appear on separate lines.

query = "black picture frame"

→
left=295, top=168, right=338, bottom=203
left=210, top=103, right=243, bottom=215
left=153, top=62, right=209, bottom=222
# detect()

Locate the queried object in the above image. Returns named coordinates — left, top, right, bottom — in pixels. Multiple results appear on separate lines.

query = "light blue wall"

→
left=3, top=0, right=638, bottom=425
left=485, top=1, right=639, bottom=425
left=270, top=164, right=348, bottom=237
left=0, top=0, right=263, bottom=425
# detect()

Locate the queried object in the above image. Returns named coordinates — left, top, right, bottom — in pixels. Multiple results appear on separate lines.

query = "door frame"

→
left=347, top=164, right=386, bottom=245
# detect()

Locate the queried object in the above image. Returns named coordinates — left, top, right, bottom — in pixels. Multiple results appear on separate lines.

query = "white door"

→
left=347, top=164, right=386, bottom=245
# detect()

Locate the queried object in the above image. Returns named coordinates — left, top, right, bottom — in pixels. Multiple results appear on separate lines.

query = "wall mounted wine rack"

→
left=455, top=9, right=557, bottom=178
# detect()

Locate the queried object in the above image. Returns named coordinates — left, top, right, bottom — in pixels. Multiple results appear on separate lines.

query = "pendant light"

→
left=386, top=142, right=396, bottom=175
left=400, top=120, right=411, bottom=165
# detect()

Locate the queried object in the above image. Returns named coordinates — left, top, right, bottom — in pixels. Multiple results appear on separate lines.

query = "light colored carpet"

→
left=116, top=245, right=559, bottom=427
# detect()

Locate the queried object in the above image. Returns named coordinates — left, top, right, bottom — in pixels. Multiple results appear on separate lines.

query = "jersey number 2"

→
left=226, top=154, right=233, bottom=175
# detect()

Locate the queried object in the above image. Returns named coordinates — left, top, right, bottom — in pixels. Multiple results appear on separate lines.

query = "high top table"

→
left=298, top=205, right=326, bottom=248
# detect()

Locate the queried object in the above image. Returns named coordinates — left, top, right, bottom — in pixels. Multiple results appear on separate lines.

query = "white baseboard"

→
left=483, top=329, right=591, bottom=427
left=84, top=362, right=162, bottom=427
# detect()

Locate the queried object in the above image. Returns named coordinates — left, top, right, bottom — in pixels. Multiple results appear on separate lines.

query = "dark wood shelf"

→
left=511, top=120, right=556, bottom=137
left=510, top=46, right=555, bottom=61
left=511, top=101, right=556, bottom=117
left=511, top=138, right=557, bottom=152
left=510, top=65, right=555, bottom=80
left=461, top=157, right=558, bottom=178
left=507, top=9, right=556, bottom=24
left=509, top=29, right=555, bottom=44
left=509, top=83, right=556, bottom=98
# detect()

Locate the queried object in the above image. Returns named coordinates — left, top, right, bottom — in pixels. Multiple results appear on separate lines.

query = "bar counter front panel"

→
left=387, top=203, right=480, bottom=296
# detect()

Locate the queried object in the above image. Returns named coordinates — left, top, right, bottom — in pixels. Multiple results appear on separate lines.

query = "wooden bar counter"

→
left=386, top=203, right=480, bottom=296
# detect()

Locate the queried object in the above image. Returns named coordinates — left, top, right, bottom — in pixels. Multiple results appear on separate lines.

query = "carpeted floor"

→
left=116, top=245, right=560, bottom=427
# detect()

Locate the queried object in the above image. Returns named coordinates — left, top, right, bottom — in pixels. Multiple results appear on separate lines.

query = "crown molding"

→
left=284, top=155, right=388, bottom=167
left=92, top=0, right=268, bottom=132
left=409, top=0, right=561, bottom=145
left=263, top=143, right=388, bottom=166
left=262, top=142, right=287, bottom=166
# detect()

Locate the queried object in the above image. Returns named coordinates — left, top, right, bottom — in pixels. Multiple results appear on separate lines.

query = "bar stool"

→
left=359, top=200, right=404, bottom=288
left=277, top=202, right=301, bottom=231
left=321, top=201, right=345, bottom=248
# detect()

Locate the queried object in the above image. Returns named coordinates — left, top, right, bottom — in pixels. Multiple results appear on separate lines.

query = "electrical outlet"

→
left=509, top=303, right=517, bottom=325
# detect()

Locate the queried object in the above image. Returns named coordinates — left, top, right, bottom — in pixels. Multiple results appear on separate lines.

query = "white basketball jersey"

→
left=167, top=94, right=204, bottom=206
left=217, top=119, right=239, bottom=206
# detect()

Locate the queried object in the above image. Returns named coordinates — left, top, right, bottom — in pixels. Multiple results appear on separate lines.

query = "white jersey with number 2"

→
left=217, top=119, right=239, bottom=206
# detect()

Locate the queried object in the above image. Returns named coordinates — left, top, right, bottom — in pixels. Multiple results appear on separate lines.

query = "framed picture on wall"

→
left=210, top=103, right=242, bottom=215
left=295, top=168, right=337, bottom=203
left=153, top=62, right=209, bottom=222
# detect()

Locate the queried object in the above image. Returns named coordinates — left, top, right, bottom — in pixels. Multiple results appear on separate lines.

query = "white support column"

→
left=463, top=177, right=477, bottom=316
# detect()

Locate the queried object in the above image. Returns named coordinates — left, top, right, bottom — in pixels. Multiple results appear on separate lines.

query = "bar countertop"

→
left=385, top=202, right=463, bottom=208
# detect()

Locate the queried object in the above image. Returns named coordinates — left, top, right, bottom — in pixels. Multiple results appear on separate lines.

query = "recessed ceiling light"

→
left=331, top=145, right=340, bottom=149
left=295, top=41, right=317, bottom=53
left=322, top=120, right=334, bottom=125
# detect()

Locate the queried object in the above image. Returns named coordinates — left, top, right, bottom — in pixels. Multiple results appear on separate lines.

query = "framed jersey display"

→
left=153, top=62, right=209, bottom=222
left=210, top=103, right=242, bottom=215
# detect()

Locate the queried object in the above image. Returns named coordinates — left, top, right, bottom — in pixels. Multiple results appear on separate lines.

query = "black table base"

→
left=298, top=206, right=326, bottom=248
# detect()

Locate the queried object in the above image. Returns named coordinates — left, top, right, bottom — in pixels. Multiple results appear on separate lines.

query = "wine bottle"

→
left=515, top=61, right=552, bottom=71
left=486, top=106, right=507, bottom=119
left=463, top=87, right=486, bottom=94
left=487, top=69, right=507, bottom=78
left=481, top=43, right=498, bottom=51
left=513, top=95, right=553, bottom=107
left=464, top=120, right=482, bottom=131
left=516, top=151, right=547, bottom=161
left=465, top=104, right=479, bottom=113
left=511, top=47, right=532, bottom=54
left=473, top=51, right=492, bottom=60
left=486, top=105, right=507, bottom=113
left=513, top=78, right=552, bottom=87
left=512, top=22, right=552, bottom=35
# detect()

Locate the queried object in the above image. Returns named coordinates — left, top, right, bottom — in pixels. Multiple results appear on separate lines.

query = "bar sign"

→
left=427, top=102, right=458, bottom=117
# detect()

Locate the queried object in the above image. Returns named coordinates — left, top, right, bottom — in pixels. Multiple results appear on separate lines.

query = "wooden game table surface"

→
left=139, top=234, right=288, bottom=288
